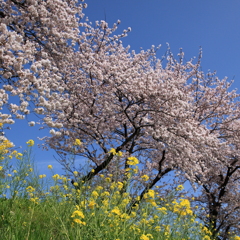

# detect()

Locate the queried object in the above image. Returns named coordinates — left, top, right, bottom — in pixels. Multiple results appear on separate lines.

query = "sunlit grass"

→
left=0, top=139, right=239, bottom=240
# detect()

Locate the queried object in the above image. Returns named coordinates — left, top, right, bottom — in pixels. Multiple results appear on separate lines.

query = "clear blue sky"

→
left=5, top=0, right=240, bottom=174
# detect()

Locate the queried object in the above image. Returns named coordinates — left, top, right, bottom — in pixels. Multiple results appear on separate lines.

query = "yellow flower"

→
left=12, top=150, right=18, bottom=155
left=48, top=165, right=53, bottom=169
left=101, top=191, right=110, bottom=197
left=140, top=234, right=153, bottom=240
left=91, top=190, right=99, bottom=198
left=71, top=209, right=85, bottom=218
left=176, top=185, right=184, bottom=191
left=147, top=189, right=155, bottom=198
left=233, top=236, right=240, bottom=240
left=157, top=207, right=167, bottom=214
left=39, top=174, right=46, bottom=179
left=127, top=156, right=139, bottom=165
left=73, top=218, right=86, bottom=225
left=173, top=199, right=193, bottom=216
left=88, top=200, right=96, bottom=209
left=141, top=174, right=149, bottom=181
left=0, top=166, right=3, bottom=171
left=111, top=207, right=121, bottom=216
left=74, top=139, right=81, bottom=146
left=13, top=170, right=17, bottom=173
left=26, top=186, right=35, bottom=192
left=73, top=182, right=78, bottom=187
left=155, top=226, right=161, bottom=231
left=16, top=153, right=23, bottom=159
left=30, top=197, right=39, bottom=204
left=52, top=174, right=60, bottom=180
left=105, top=177, right=111, bottom=182
left=73, top=171, right=78, bottom=176
left=109, top=148, right=117, bottom=155
left=26, top=139, right=34, bottom=147
left=117, top=181, right=123, bottom=190
left=95, top=186, right=103, bottom=191
left=116, top=151, right=123, bottom=157
left=202, top=236, right=211, bottom=240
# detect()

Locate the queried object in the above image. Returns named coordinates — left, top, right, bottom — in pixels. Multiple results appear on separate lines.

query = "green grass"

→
left=0, top=140, right=231, bottom=240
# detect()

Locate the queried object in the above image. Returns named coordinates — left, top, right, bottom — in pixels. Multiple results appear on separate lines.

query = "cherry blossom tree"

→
left=192, top=118, right=240, bottom=239
left=0, top=0, right=86, bottom=122
left=1, top=1, right=240, bottom=238
left=183, top=72, right=240, bottom=239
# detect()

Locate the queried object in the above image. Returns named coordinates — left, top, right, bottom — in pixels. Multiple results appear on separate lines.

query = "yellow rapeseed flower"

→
left=176, top=185, right=184, bottom=191
left=71, top=209, right=85, bottom=219
left=26, top=186, right=35, bottom=192
left=95, top=186, right=103, bottom=191
left=157, top=207, right=167, bottom=214
left=30, top=197, right=39, bottom=204
left=91, top=190, right=99, bottom=198
left=109, top=148, right=117, bottom=155
left=26, top=139, right=34, bottom=147
left=117, top=181, right=123, bottom=190
left=202, top=236, right=211, bottom=240
left=232, top=236, right=240, bottom=240
left=48, top=165, right=53, bottom=169
left=127, top=156, right=139, bottom=165
left=116, top=151, right=123, bottom=157
left=74, top=139, right=81, bottom=146
left=88, top=200, right=96, bottom=209
left=73, top=182, right=78, bottom=187
left=109, top=148, right=123, bottom=157
left=111, top=207, right=121, bottom=216
left=141, top=174, right=149, bottom=181
left=0, top=166, right=3, bottom=171
left=39, top=174, right=46, bottom=179
left=146, top=189, right=155, bottom=198
left=101, top=191, right=110, bottom=197
left=73, top=218, right=86, bottom=225
left=16, top=153, right=23, bottom=159
left=105, top=177, right=111, bottom=182
left=52, top=174, right=60, bottom=180
left=173, top=198, right=193, bottom=216
left=0, top=140, right=14, bottom=150
left=140, top=234, right=153, bottom=240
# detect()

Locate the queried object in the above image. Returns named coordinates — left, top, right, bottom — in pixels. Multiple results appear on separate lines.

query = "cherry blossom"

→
left=1, top=1, right=240, bottom=237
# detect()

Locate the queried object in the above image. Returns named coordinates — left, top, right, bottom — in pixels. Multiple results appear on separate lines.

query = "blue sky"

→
left=5, top=0, right=240, bottom=175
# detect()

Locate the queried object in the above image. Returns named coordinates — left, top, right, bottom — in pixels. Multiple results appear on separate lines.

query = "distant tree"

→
left=194, top=159, right=240, bottom=240
left=0, top=1, right=240, bottom=238
left=181, top=70, right=240, bottom=239
left=192, top=116, right=240, bottom=239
